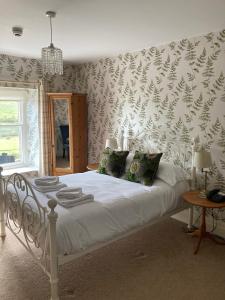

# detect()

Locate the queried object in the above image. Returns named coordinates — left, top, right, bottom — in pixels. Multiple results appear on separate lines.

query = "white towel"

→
left=56, top=191, right=82, bottom=199
left=31, top=181, right=67, bottom=193
left=57, top=197, right=94, bottom=208
left=56, top=187, right=82, bottom=199
left=47, top=193, right=94, bottom=208
left=34, top=176, right=59, bottom=186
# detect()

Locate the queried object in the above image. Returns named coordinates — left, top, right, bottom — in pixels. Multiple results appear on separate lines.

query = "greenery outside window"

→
left=0, top=86, right=39, bottom=171
left=0, top=99, right=26, bottom=167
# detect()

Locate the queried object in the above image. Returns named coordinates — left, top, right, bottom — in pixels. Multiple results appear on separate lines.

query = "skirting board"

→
left=172, top=209, right=225, bottom=239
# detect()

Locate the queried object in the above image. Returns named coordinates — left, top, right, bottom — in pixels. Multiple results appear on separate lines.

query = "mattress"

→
left=31, top=171, right=189, bottom=255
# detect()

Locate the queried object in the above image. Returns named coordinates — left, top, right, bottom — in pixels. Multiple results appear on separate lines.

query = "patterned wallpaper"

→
left=74, top=29, right=225, bottom=191
left=0, top=54, right=77, bottom=92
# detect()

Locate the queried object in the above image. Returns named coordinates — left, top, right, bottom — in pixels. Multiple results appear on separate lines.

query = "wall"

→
left=75, top=29, right=225, bottom=191
left=0, top=29, right=225, bottom=192
left=0, top=54, right=77, bottom=92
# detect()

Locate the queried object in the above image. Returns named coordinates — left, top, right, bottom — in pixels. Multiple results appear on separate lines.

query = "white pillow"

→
left=121, top=152, right=135, bottom=179
left=156, top=162, right=187, bottom=186
left=125, top=152, right=135, bottom=172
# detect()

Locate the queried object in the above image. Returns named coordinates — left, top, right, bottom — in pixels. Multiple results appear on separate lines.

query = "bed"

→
left=0, top=139, right=198, bottom=300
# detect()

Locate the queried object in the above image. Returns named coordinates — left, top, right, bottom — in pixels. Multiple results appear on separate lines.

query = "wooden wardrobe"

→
left=48, top=93, right=87, bottom=176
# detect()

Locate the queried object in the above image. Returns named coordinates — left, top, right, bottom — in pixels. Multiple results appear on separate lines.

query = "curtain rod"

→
left=0, top=79, right=41, bottom=85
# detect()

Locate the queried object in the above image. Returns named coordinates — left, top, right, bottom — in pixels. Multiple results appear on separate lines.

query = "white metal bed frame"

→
left=0, top=138, right=199, bottom=300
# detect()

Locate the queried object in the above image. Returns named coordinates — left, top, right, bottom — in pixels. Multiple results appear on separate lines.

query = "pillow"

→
left=126, top=151, right=163, bottom=185
left=125, top=152, right=135, bottom=172
left=121, top=152, right=135, bottom=179
left=98, top=148, right=129, bottom=177
left=156, top=162, right=187, bottom=186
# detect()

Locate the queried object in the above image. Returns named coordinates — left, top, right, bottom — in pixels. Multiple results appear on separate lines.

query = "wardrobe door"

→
left=49, top=94, right=74, bottom=176
left=48, top=92, right=87, bottom=175
left=71, top=94, right=87, bottom=173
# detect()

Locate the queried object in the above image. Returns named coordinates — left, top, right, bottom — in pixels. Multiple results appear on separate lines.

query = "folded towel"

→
left=47, top=193, right=94, bottom=208
left=57, top=187, right=82, bottom=193
left=34, top=176, right=59, bottom=186
left=32, top=182, right=67, bottom=193
left=56, top=187, right=82, bottom=199
left=56, top=191, right=82, bottom=199
left=57, top=197, right=94, bottom=208
left=58, top=199, right=93, bottom=208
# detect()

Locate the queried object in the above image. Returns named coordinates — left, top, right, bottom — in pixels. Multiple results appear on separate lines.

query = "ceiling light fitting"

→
left=41, top=11, right=63, bottom=75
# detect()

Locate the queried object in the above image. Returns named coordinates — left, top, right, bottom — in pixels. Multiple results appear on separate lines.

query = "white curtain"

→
left=38, top=80, right=51, bottom=176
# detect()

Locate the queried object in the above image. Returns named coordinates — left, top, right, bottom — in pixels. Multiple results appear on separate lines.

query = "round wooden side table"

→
left=182, top=191, right=225, bottom=254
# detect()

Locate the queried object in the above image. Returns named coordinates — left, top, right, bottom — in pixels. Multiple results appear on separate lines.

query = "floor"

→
left=1, top=218, right=225, bottom=300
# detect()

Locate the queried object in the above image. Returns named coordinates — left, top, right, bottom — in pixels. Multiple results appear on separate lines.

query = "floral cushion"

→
left=98, top=148, right=129, bottom=177
left=126, top=151, right=163, bottom=185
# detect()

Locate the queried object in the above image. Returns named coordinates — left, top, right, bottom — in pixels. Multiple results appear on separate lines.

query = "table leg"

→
left=194, top=207, right=206, bottom=254
left=187, top=207, right=194, bottom=232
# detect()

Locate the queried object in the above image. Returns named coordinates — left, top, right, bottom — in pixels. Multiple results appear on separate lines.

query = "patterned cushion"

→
left=126, top=151, right=163, bottom=185
left=98, top=148, right=129, bottom=177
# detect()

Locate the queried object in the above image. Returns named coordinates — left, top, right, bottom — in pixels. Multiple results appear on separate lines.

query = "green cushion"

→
left=98, top=148, right=129, bottom=177
left=126, top=151, right=163, bottom=185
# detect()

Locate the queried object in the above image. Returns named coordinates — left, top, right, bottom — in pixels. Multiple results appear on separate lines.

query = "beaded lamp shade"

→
left=42, top=43, right=63, bottom=75
left=41, top=11, right=63, bottom=75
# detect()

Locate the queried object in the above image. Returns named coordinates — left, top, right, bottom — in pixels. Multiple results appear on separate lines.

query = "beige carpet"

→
left=1, top=218, right=225, bottom=300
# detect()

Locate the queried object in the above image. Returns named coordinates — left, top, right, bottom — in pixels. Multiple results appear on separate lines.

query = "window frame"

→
left=0, top=97, right=27, bottom=170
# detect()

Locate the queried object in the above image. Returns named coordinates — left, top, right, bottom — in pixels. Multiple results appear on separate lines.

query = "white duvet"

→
left=31, top=171, right=189, bottom=256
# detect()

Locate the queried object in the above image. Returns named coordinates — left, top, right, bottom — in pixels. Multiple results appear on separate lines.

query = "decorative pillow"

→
left=98, top=148, right=129, bottom=177
left=156, top=162, right=187, bottom=186
left=126, top=151, right=163, bottom=185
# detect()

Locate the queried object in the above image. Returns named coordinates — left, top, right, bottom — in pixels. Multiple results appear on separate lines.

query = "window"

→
left=0, top=87, right=39, bottom=170
left=0, top=99, right=25, bottom=167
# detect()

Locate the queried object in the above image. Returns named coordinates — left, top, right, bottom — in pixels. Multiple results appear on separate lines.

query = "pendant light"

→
left=41, top=11, right=63, bottom=75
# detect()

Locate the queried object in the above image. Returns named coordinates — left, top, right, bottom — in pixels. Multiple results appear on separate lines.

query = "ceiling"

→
left=0, top=0, right=225, bottom=63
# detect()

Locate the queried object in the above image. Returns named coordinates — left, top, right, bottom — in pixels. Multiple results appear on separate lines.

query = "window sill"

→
left=2, top=166, right=38, bottom=177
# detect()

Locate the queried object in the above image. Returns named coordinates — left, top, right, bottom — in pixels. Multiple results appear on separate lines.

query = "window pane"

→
left=0, top=126, right=21, bottom=164
left=0, top=101, right=20, bottom=124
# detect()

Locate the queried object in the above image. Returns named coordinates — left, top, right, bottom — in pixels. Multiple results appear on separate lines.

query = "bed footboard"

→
left=0, top=167, right=59, bottom=300
left=48, top=199, right=59, bottom=300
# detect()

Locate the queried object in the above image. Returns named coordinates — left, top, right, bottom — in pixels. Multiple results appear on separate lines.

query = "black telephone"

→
left=207, top=189, right=225, bottom=203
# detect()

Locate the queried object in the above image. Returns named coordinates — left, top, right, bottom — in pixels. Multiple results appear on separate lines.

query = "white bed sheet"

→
left=32, top=171, right=189, bottom=255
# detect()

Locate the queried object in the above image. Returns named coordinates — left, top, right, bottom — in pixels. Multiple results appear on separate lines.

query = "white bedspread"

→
left=32, top=171, right=188, bottom=256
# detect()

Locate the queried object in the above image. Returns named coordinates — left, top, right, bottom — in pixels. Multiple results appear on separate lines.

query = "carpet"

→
left=1, top=218, right=225, bottom=300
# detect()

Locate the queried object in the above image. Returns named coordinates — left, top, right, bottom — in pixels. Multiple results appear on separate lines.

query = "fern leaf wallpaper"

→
left=0, top=54, right=77, bottom=92
left=73, top=29, right=225, bottom=191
